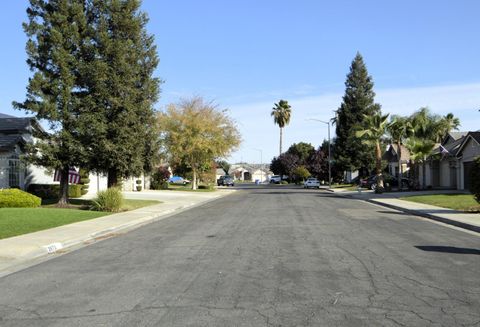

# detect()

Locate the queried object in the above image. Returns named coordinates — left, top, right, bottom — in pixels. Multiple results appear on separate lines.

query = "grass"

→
left=400, top=194, right=480, bottom=212
left=0, top=198, right=161, bottom=240
left=330, top=184, right=359, bottom=191
left=0, top=208, right=108, bottom=239
left=167, top=184, right=215, bottom=192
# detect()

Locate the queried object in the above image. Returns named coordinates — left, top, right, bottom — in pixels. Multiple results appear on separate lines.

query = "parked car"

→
left=169, top=176, right=190, bottom=185
left=217, top=175, right=235, bottom=186
left=304, top=177, right=320, bottom=189
left=269, top=175, right=281, bottom=184
left=360, top=174, right=412, bottom=191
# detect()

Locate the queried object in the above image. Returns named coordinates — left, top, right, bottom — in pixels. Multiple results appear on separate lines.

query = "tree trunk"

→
left=57, top=166, right=70, bottom=207
left=422, top=155, right=427, bottom=189
left=192, top=168, right=197, bottom=190
left=397, top=141, right=402, bottom=189
left=108, top=169, right=118, bottom=188
left=375, top=141, right=384, bottom=190
left=279, top=127, right=283, bottom=156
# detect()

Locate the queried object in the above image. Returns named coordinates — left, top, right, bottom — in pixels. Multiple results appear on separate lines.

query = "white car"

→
left=269, top=175, right=281, bottom=184
left=304, top=177, right=320, bottom=189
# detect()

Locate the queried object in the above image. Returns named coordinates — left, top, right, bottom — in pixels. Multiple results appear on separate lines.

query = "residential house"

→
left=229, top=163, right=272, bottom=183
left=383, top=143, right=411, bottom=178
left=0, top=114, right=53, bottom=189
left=456, top=131, right=480, bottom=190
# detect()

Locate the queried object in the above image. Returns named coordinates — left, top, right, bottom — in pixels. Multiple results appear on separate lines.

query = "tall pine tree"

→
left=334, top=52, right=380, bottom=176
left=81, top=0, right=160, bottom=187
left=14, top=0, right=89, bottom=206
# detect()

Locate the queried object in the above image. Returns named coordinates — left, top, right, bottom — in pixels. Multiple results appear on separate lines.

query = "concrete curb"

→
left=366, top=198, right=480, bottom=233
left=329, top=190, right=480, bottom=234
left=0, top=191, right=236, bottom=277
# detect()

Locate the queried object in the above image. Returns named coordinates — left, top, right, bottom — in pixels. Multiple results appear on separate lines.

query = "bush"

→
left=470, top=156, right=480, bottom=203
left=151, top=167, right=171, bottom=190
left=198, top=184, right=214, bottom=190
left=91, top=187, right=124, bottom=212
left=79, top=168, right=90, bottom=196
left=136, top=185, right=142, bottom=191
left=136, top=179, right=142, bottom=185
left=27, top=184, right=83, bottom=199
left=280, top=180, right=289, bottom=185
left=0, top=189, right=41, bottom=208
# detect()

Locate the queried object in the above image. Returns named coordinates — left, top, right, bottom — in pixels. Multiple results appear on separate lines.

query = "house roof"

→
left=0, top=113, right=15, bottom=118
left=0, top=134, right=26, bottom=151
left=447, top=131, right=468, bottom=141
left=384, top=144, right=410, bottom=161
left=0, top=117, right=34, bottom=133
left=456, top=131, right=480, bottom=157
left=432, top=134, right=466, bottom=157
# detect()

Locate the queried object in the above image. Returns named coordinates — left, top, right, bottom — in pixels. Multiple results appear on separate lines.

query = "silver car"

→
left=304, top=177, right=320, bottom=189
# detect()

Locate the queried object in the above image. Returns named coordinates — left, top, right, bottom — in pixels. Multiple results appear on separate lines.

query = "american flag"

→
left=439, top=145, right=450, bottom=157
left=53, top=168, right=81, bottom=184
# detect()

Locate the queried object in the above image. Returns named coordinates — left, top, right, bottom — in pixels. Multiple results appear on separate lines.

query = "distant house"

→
left=229, top=163, right=272, bottom=183
left=383, top=143, right=411, bottom=178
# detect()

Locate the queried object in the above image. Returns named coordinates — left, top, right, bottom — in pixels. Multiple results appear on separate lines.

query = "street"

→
left=0, top=187, right=479, bottom=326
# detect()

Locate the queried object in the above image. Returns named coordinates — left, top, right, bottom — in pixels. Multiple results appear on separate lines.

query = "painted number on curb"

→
left=44, top=242, right=63, bottom=254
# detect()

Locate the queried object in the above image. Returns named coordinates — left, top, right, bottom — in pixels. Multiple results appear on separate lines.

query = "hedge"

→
left=470, top=156, right=480, bottom=203
left=0, top=189, right=41, bottom=208
left=27, top=184, right=83, bottom=199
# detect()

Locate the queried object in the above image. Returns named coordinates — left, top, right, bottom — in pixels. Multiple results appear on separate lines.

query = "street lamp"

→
left=253, top=148, right=263, bottom=184
left=307, top=118, right=331, bottom=189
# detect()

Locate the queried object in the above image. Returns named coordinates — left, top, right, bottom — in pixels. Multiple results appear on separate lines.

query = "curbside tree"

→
left=158, top=97, right=241, bottom=190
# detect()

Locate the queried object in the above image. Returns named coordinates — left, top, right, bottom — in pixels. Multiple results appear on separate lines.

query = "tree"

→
left=81, top=0, right=160, bottom=187
left=13, top=0, right=89, bottom=206
left=216, top=160, right=231, bottom=175
left=355, top=113, right=389, bottom=193
left=286, top=142, right=315, bottom=166
left=405, top=138, right=435, bottom=189
left=271, top=99, right=292, bottom=156
left=158, top=97, right=241, bottom=190
left=307, top=147, right=328, bottom=181
left=334, top=52, right=381, bottom=176
left=293, top=166, right=310, bottom=183
left=470, top=156, right=480, bottom=203
left=387, top=115, right=414, bottom=182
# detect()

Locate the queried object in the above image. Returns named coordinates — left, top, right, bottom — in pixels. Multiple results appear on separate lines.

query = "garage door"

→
left=463, top=161, right=473, bottom=190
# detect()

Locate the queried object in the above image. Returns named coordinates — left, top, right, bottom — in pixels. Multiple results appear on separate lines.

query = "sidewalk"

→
left=328, top=188, right=480, bottom=233
left=0, top=189, right=235, bottom=277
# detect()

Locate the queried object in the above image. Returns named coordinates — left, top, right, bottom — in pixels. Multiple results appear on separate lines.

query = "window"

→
left=8, top=159, right=20, bottom=188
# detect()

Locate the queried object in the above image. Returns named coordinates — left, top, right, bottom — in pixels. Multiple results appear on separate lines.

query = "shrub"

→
left=280, top=180, right=289, bottom=185
left=151, top=167, right=171, bottom=190
left=91, top=187, right=124, bottom=212
left=198, top=184, right=214, bottom=190
left=0, top=189, right=41, bottom=208
left=136, top=185, right=142, bottom=191
left=79, top=168, right=90, bottom=196
left=470, top=156, right=480, bottom=203
left=136, top=179, right=142, bottom=185
left=27, top=184, right=83, bottom=199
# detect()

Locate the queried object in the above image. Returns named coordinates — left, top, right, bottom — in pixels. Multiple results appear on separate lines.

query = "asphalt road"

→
left=1, top=187, right=479, bottom=326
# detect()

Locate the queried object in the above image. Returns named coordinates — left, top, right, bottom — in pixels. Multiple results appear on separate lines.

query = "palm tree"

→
left=405, top=138, right=435, bottom=189
left=387, top=116, right=414, bottom=185
left=271, top=100, right=292, bottom=156
left=355, top=113, right=389, bottom=192
left=435, top=112, right=460, bottom=142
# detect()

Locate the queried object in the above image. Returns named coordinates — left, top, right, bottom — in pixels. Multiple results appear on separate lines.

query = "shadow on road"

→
left=415, top=246, right=480, bottom=255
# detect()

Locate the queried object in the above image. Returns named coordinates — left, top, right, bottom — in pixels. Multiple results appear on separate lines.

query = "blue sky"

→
left=1, top=1, right=479, bottom=163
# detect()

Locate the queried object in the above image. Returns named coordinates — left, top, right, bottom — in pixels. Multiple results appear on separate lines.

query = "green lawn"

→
left=0, top=198, right=161, bottom=240
left=0, top=208, right=108, bottom=239
left=167, top=184, right=215, bottom=192
left=400, top=194, right=480, bottom=212
left=331, top=184, right=358, bottom=191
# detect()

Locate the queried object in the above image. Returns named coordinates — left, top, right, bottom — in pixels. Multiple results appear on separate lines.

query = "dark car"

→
left=360, top=174, right=412, bottom=191
left=217, top=175, right=235, bottom=186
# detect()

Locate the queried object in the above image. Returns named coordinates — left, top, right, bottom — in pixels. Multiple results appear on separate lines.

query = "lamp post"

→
left=253, top=148, right=263, bottom=183
left=307, top=118, right=331, bottom=188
